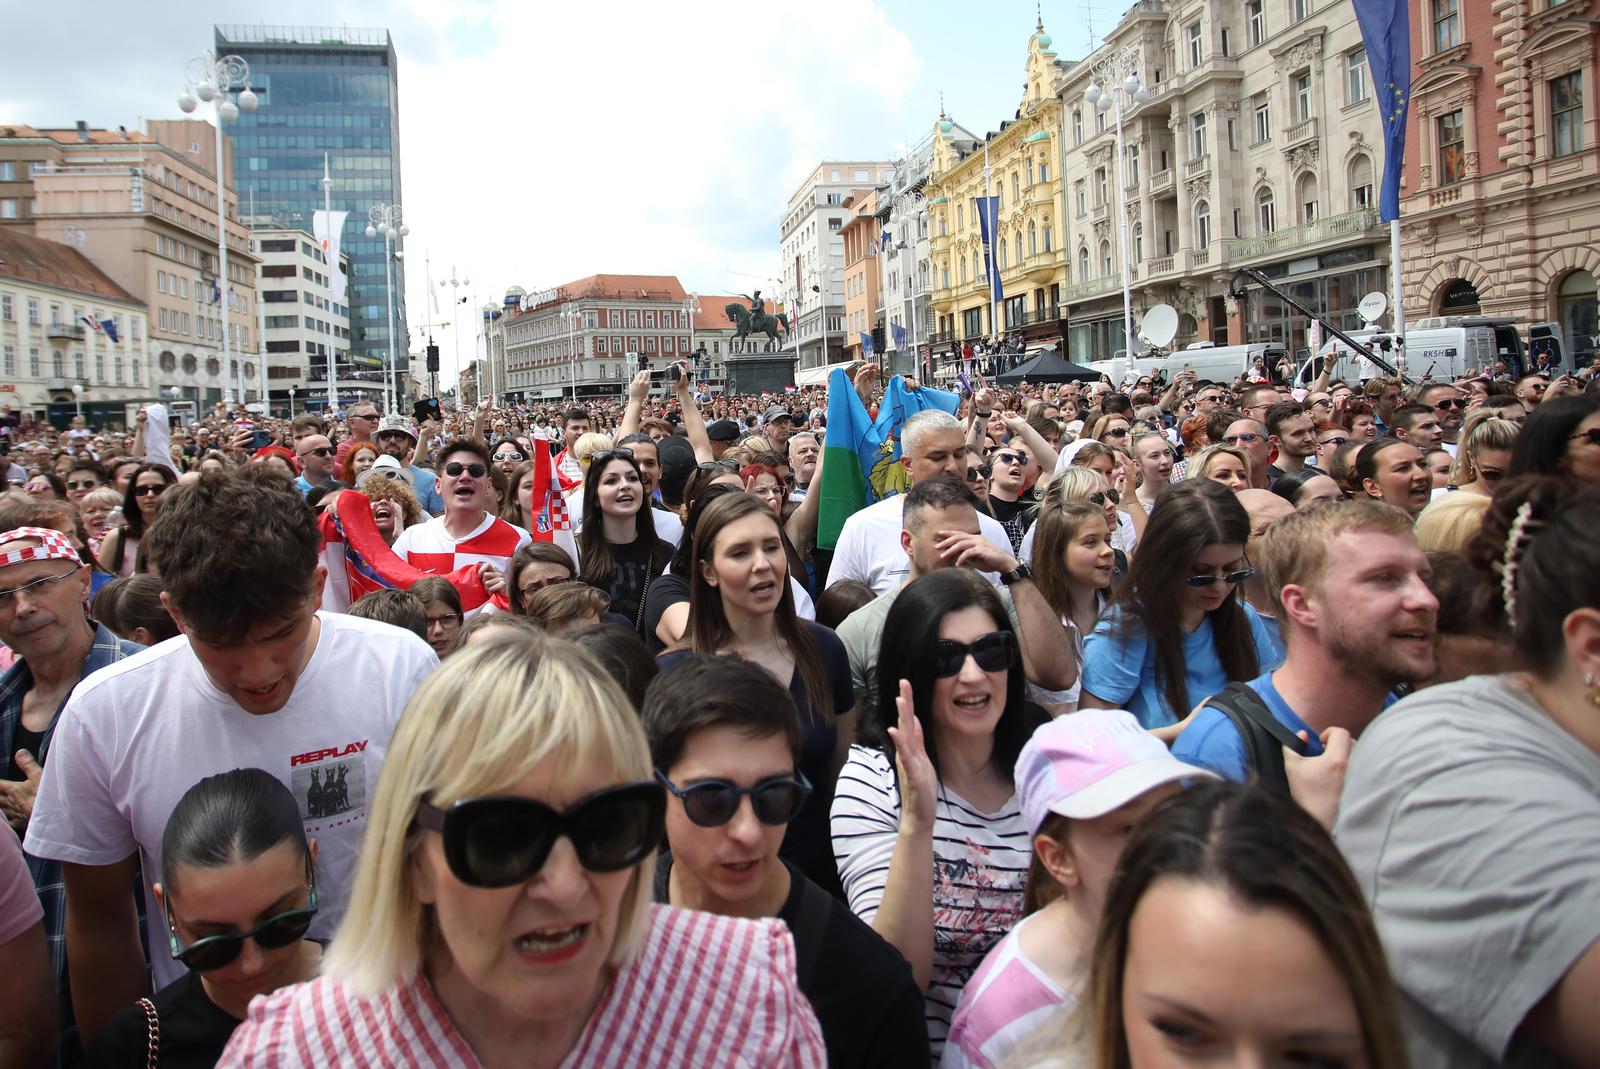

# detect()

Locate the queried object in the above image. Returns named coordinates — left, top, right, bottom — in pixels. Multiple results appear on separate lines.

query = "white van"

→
left=1086, top=342, right=1292, bottom=388
left=1301, top=317, right=1531, bottom=385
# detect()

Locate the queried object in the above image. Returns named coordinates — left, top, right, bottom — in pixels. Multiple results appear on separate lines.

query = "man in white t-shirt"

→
left=23, top=466, right=438, bottom=1045
left=391, top=437, right=530, bottom=595
left=826, top=409, right=1013, bottom=595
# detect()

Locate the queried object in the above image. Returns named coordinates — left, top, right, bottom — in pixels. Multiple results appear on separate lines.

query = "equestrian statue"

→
left=725, top=291, right=789, bottom=350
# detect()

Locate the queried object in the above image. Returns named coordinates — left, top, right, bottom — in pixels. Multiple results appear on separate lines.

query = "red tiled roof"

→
left=0, top=124, right=156, bottom=145
left=524, top=274, right=688, bottom=311
left=0, top=229, right=141, bottom=304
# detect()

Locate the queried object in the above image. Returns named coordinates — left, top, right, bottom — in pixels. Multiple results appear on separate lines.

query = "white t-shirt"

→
left=24, top=613, right=438, bottom=989
left=827, top=496, right=1013, bottom=595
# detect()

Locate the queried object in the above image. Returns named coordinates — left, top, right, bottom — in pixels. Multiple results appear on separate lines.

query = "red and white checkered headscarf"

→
left=0, top=527, right=82, bottom=569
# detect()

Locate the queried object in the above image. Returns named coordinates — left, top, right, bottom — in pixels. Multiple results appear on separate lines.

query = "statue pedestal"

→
left=725, top=353, right=797, bottom=394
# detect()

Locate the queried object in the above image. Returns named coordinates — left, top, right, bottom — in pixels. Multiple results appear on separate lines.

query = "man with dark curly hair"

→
left=23, top=466, right=438, bottom=1045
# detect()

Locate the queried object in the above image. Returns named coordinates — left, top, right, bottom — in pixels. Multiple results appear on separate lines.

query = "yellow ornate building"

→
left=927, top=21, right=1069, bottom=374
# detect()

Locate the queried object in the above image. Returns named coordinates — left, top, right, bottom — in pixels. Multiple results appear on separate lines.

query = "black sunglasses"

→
left=301, top=447, right=332, bottom=458
left=443, top=461, right=488, bottom=478
left=1572, top=428, right=1600, bottom=446
left=655, top=770, right=812, bottom=828
left=1433, top=398, right=1466, bottom=410
left=167, top=880, right=317, bottom=972
left=1185, top=566, right=1256, bottom=588
left=1103, top=427, right=1129, bottom=438
left=1223, top=433, right=1263, bottom=445
left=994, top=451, right=1028, bottom=466
left=413, top=782, right=664, bottom=888
left=1319, top=435, right=1350, bottom=448
left=1088, top=489, right=1121, bottom=505
left=934, top=630, right=1019, bottom=678
left=966, top=465, right=992, bottom=482
left=65, top=479, right=99, bottom=490
left=133, top=484, right=168, bottom=497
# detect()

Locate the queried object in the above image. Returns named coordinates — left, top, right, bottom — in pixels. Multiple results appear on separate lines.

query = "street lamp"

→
left=365, top=203, right=408, bottom=415
left=71, top=383, right=83, bottom=421
left=439, top=267, right=470, bottom=408
left=1084, top=48, right=1150, bottom=362
left=178, top=51, right=257, bottom=406
left=560, top=303, right=581, bottom=402
left=288, top=384, right=297, bottom=417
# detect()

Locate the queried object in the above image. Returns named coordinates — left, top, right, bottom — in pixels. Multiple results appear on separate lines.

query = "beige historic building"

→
left=1399, top=0, right=1598, bottom=364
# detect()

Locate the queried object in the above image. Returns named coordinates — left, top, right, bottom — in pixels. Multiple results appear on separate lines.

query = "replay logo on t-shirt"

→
left=290, top=741, right=370, bottom=824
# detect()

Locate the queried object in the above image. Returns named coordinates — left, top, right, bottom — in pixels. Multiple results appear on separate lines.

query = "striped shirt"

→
left=831, top=745, right=1030, bottom=1062
left=392, top=512, right=531, bottom=580
left=218, top=904, right=827, bottom=1068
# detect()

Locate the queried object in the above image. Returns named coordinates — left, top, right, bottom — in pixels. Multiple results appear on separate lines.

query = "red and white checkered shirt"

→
left=218, top=905, right=827, bottom=1068
left=390, top=512, right=531, bottom=579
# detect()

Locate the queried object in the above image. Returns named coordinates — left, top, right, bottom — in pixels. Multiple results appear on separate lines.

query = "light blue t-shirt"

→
left=1080, top=602, right=1283, bottom=729
left=1170, top=671, right=1323, bottom=781
left=410, top=466, right=445, bottom=514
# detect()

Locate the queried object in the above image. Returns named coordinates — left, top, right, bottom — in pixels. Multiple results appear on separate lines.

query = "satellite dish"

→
left=1357, top=291, right=1389, bottom=325
left=1140, top=304, right=1179, bottom=349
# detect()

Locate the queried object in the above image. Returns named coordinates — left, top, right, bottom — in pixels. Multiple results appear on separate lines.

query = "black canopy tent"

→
left=994, top=348, right=1101, bottom=384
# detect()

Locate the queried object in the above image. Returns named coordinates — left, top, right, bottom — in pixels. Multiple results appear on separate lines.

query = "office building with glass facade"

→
left=214, top=25, right=407, bottom=409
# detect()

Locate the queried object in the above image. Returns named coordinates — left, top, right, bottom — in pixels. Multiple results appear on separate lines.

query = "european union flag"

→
left=1353, top=0, right=1411, bottom=221
left=860, top=331, right=874, bottom=356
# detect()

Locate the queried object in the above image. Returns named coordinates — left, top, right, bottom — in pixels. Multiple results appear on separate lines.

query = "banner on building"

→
left=1352, top=0, right=1411, bottom=222
left=313, top=210, right=351, bottom=304
left=976, top=195, right=1004, bottom=308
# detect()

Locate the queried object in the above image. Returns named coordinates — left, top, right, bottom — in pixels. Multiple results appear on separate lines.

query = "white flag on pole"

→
left=312, top=210, right=350, bottom=304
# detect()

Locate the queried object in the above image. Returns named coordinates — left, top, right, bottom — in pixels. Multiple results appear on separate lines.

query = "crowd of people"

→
left=0, top=352, right=1595, bottom=1068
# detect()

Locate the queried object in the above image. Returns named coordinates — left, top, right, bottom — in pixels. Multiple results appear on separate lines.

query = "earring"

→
left=1587, top=672, right=1600, bottom=710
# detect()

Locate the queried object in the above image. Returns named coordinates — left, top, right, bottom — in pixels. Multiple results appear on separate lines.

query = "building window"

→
left=29, top=350, right=39, bottom=378
left=1042, top=221, right=1053, bottom=252
left=1196, top=201, right=1212, bottom=246
left=51, top=351, right=62, bottom=378
left=1291, top=0, right=1310, bottom=22
left=1073, top=110, right=1083, bottom=143
left=1077, top=247, right=1089, bottom=280
left=1133, top=223, right=1144, bottom=262
left=1011, top=172, right=1020, bottom=201
left=1346, top=48, right=1370, bottom=104
left=0, top=200, right=17, bottom=220
left=1100, top=241, right=1113, bottom=277
left=1253, top=94, right=1272, bottom=143
left=1095, top=167, right=1108, bottom=205
left=1257, top=188, right=1277, bottom=233
left=0, top=295, right=9, bottom=322
left=1026, top=157, right=1035, bottom=185
left=1350, top=154, right=1375, bottom=208
left=1553, top=73, right=1584, bottom=157
left=1075, top=180, right=1087, bottom=216
left=1221, top=27, right=1232, bottom=55
left=1247, top=0, right=1265, bottom=46
left=1434, top=0, right=1460, bottom=51
left=96, top=353, right=105, bottom=381
left=1192, top=112, right=1208, bottom=157
left=26, top=298, right=38, bottom=326
left=1297, top=173, right=1319, bottom=222
left=1128, top=142, right=1140, bottom=185
left=1294, top=72, right=1313, bottom=122
left=1, top=345, right=11, bottom=376
left=1438, top=110, right=1467, bottom=183
left=1028, top=221, right=1038, bottom=256
left=1187, top=21, right=1203, bottom=68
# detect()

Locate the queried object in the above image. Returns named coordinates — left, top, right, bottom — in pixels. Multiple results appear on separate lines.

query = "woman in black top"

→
left=577, top=448, right=671, bottom=637
left=87, top=769, right=321, bottom=1069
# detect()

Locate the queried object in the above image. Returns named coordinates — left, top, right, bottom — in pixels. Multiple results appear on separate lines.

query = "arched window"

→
left=1195, top=200, right=1212, bottom=247
left=1100, top=240, right=1113, bottom=276
left=1078, top=246, right=1090, bottom=280
left=1297, top=173, right=1318, bottom=223
left=999, top=238, right=1009, bottom=270
left=1014, top=235, right=1022, bottom=264
left=1257, top=188, right=1276, bottom=233
left=1349, top=154, right=1374, bottom=210
left=1558, top=270, right=1598, bottom=364
left=1028, top=221, right=1038, bottom=256
left=1042, top=220, right=1053, bottom=252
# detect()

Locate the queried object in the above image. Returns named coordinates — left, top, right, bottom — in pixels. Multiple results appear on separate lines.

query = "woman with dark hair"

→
left=661, top=492, right=850, bottom=897
left=506, top=541, right=578, bottom=616
left=408, top=575, right=463, bottom=657
left=1080, top=478, right=1279, bottom=733
left=570, top=622, right=658, bottom=713
left=1354, top=436, right=1431, bottom=516
left=832, top=568, right=1046, bottom=1060
left=1272, top=465, right=1346, bottom=509
left=643, top=481, right=741, bottom=651
left=103, top=573, right=180, bottom=646
left=577, top=448, right=672, bottom=637
left=95, top=463, right=176, bottom=577
left=85, top=769, right=320, bottom=1068
left=1021, top=781, right=1409, bottom=1069
left=1337, top=475, right=1600, bottom=1068
left=1507, top=393, right=1600, bottom=484
left=497, top=458, right=537, bottom=530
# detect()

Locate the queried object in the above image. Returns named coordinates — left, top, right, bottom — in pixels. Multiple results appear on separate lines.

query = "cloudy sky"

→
left=3, top=0, right=1107, bottom=380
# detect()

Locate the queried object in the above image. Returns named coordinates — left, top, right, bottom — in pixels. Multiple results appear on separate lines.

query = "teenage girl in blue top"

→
left=1080, top=478, right=1281, bottom=733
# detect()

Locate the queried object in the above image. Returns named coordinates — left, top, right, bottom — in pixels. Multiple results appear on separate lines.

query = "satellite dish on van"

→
left=1140, top=304, right=1179, bottom=349
left=1357, top=291, right=1389, bottom=326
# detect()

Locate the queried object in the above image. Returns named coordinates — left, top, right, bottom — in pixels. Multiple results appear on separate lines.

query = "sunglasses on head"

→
left=697, top=460, right=740, bottom=472
left=167, top=878, right=317, bottom=973
left=1185, top=565, right=1256, bottom=588
left=443, top=461, right=488, bottom=478
left=589, top=448, right=635, bottom=466
left=655, top=770, right=812, bottom=828
left=934, top=630, right=1019, bottom=678
left=413, top=782, right=664, bottom=888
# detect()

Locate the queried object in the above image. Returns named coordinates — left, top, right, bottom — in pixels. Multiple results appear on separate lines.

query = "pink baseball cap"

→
left=1014, top=710, right=1215, bottom=834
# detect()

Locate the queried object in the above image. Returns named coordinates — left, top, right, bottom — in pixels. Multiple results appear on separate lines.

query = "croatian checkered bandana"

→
left=0, top=527, right=82, bottom=568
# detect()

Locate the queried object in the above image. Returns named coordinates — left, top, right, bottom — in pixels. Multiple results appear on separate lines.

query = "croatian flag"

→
left=527, top=442, right=578, bottom=561
left=317, top=491, right=497, bottom=613
left=81, top=315, right=103, bottom=334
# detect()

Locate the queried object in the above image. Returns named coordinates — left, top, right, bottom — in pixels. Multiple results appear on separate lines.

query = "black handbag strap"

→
left=1206, top=681, right=1308, bottom=792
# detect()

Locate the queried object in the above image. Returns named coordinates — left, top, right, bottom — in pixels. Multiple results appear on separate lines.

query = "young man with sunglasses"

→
left=390, top=437, right=530, bottom=606
left=1172, top=500, right=1436, bottom=827
left=24, top=468, right=438, bottom=1045
left=644, top=655, right=928, bottom=1069
left=1417, top=383, right=1466, bottom=456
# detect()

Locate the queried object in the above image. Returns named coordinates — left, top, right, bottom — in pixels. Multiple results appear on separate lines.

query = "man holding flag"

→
left=820, top=369, right=1013, bottom=595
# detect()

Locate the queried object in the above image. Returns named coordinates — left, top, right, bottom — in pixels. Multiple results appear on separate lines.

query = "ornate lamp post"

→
left=177, top=52, right=257, bottom=405
left=1085, top=48, right=1150, bottom=362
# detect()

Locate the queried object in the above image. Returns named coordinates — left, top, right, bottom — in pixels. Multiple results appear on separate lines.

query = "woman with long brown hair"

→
left=577, top=448, right=671, bottom=637
left=659, top=492, right=851, bottom=898
left=95, top=464, right=177, bottom=577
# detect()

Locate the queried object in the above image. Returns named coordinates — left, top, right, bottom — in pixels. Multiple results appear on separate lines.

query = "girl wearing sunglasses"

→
left=227, top=631, right=826, bottom=1067
left=1441, top=411, right=1517, bottom=501
left=577, top=449, right=671, bottom=638
left=88, top=769, right=320, bottom=1067
left=1508, top=392, right=1600, bottom=486
left=1081, top=479, right=1280, bottom=735
left=833, top=568, right=1046, bottom=1062
left=96, top=463, right=176, bottom=578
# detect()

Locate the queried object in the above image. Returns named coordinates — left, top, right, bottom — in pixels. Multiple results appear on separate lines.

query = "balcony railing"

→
left=1186, top=154, right=1211, bottom=177
left=1149, top=169, right=1174, bottom=194
left=1092, top=202, right=1110, bottom=223
left=1060, top=275, right=1122, bottom=303
left=1283, top=117, right=1318, bottom=147
left=1223, top=206, right=1380, bottom=263
left=1192, top=247, right=1211, bottom=267
left=45, top=322, right=85, bottom=341
left=1146, top=255, right=1176, bottom=275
